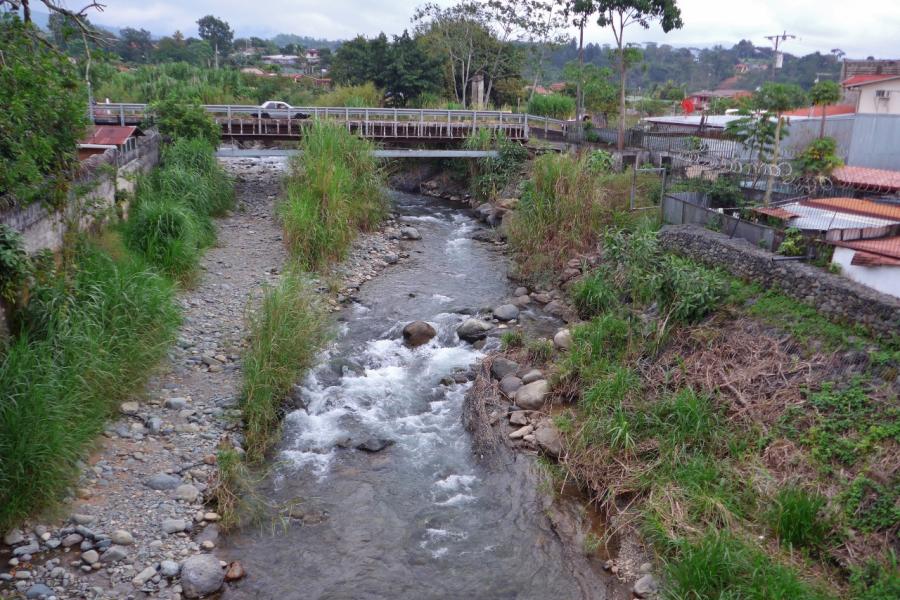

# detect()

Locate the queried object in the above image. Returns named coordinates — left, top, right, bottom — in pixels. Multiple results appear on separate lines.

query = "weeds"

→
left=279, top=122, right=386, bottom=269
left=500, top=329, right=524, bottom=351
left=0, top=243, right=179, bottom=529
left=240, top=272, right=330, bottom=461
left=766, top=486, right=832, bottom=552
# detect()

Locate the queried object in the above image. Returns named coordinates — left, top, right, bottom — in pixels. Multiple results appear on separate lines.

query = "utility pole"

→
left=765, top=31, right=796, bottom=81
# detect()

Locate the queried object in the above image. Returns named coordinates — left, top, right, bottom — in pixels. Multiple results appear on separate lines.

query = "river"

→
left=220, top=190, right=608, bottom=599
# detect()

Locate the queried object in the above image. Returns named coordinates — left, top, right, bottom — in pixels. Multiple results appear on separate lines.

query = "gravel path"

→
left=1, top=158, right=402, bottom=600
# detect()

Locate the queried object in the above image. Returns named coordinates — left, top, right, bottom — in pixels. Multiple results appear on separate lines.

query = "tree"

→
left=753, top=82, right=807, bottom=204
left=595, top=0, right=683, bottom=150
left=563, top=61, right=617, bottom=122
left=809, top=79, right=842, bottom=138
left=117, top=27, right=154, bottom=63
left=148, top=97, right=220, bottom=146
left=383, top=31, right=443, bottom=105
left=197, top=15, right=233, bottom=69
left=561, top=0, right=598, bottom=125
left=0, top=14, right=88, bottom=207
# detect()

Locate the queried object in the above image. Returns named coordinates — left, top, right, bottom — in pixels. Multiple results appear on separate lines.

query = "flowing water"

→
left=220, top=191, right=607, bottom=599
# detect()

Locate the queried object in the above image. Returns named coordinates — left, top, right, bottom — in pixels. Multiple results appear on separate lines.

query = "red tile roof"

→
left=801, top=197, right=900, bottom=222
left=831, top=166, right=900, bottom=193
left=782, top=104, right=855, bottom=118
left=81, top=126, right=139, bottom=147
left=842, top=74, right=900, bottom=87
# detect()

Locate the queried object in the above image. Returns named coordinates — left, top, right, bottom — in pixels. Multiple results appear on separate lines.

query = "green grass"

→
left=747, top=291, right=868, bottom=350
left=766, top=487, right=832, bottom=552
left=279, top=122, right=387, bottom=270
left=123, top=138, right=233, bottom=280
left=0, top=242, right=179, bottom=529
left=240, top=272, right=331, bottom=461
left=663, top=532, right=832, bottom=600
left=572, top=268, right=618, bottom=318
left=500, top=330, right=524, bottom=351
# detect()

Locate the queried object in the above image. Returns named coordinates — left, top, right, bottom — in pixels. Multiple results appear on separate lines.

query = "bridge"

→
left=91, top=103, right=570, bottom=143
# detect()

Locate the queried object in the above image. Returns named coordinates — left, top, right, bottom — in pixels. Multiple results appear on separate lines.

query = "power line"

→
left=764, top=31, right=797, bottom=80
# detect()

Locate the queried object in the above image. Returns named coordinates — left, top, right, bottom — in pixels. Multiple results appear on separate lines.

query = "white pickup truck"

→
left=258, top=101, right=310, bottom=119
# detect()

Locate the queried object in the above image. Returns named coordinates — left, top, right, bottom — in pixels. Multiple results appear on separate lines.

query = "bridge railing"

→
left=90, top=103, right=570, bottom=137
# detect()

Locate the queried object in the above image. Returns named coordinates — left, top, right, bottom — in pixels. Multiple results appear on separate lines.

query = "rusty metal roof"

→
left=801, top=197, right=900, bottom=222
left=834, top=235, right=900, bottom=262
left=752, top=206, right=799, bottom=221
left=81, top=126, right=139, bottom=146
left=831, top=166, right=900, bottom=193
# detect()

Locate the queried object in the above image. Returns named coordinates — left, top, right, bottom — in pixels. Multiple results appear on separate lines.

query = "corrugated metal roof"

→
left=802, top=197, right=900, bottom=222
left=779, top=202, right=898, bottom=231
left=850, top=250, right=900, bottom=266
left=752, top=206, right=799, bottom=220
left=81, top=126, right=138, bottom=147
left=831, top=166, right=900, bottom=192
left=834, top=236, right=900, bottom=262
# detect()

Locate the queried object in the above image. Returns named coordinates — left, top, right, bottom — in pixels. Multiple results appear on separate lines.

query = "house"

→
left=842, top=74, right=900, bottom=115
left=829, top=235, right=900, bottom=297
left=685, top=89, right=753, bottom=111
left=261, top=54, right=300, bottom=66
left=77, top=126, right=142, bottom=161
left=240, top=67, right=268, bottom=76
left=305, top=49, right=320, bottom=64
left=830, top=165, right=900, bottom=194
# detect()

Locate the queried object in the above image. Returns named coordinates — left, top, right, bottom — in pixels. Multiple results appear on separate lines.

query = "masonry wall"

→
left=0, top=132, right=160, bottom=254
left=658, top=224, right=900, bottom=340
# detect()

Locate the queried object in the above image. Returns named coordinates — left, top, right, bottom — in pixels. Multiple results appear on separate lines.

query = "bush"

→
left=0, top=225, right=32, bottom=306
left=279, top=122, right=386, bottom=269
left=526, top=94, right=576, bottom=119
left=148, top=97, right=220, bottom=146
left=0, top=244, right=179, bottom=529
left=0, top=15, right=88, bottom=208
left=241, top=273, right=330, bottom=461
left=316, top=83, right=383, bottom=107
left=572, top=268, right=618, bottom=318
left=124, top=200, right=205, bottom=278
left=586, top=150, right=615, bottom=174
left=462, top=129, right=528, bottom=202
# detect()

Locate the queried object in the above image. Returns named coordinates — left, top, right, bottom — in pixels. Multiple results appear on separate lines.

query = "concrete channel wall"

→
left=0, top=132, right=160, bottom=254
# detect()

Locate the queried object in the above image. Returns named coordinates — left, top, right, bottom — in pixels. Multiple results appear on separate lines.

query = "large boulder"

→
left=499, top=376, right=523, bottom=396
left=456, top=319, right=493, bottom=342
left=400, top=227, right=421, bottom=240
left=492, top=304, right=520, bottom=322
left=402, top=321, right=437, bottom=347
left=181, top=554, right=224, bottom=598
left=515, top=380, right=549, bottom=410
left=490, top=358, right=520, bottom=380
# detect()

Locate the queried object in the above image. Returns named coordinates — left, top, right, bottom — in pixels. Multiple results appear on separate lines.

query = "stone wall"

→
left=0, top=131, right=160, bottom=254
left=659, top=224, right=900, bottom=340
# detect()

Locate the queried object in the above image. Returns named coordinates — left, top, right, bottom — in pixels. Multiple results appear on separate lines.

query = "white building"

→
left=843, top=74, right=900, bottom=115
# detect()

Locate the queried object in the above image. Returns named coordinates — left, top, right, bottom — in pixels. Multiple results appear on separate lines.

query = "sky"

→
left=58, top=0, right=900, bottom=58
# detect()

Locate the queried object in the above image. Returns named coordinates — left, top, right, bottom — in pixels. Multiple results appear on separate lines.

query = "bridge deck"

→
left=90, top=103, right=569, bottom=142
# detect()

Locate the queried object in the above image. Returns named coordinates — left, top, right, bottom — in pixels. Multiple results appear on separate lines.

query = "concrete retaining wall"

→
left=0, top=132, right=160, bottom=254
left=659, top=224, right=900, bottom=340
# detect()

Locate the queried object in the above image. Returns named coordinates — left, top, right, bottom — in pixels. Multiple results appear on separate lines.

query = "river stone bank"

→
left=0, top=157, right=403, bottom=600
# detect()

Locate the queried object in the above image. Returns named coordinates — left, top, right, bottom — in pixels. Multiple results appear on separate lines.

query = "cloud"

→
left=83, top=0, right=900, bottom=57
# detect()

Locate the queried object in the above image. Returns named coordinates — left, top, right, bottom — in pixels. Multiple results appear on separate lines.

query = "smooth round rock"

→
left=492, top=304, right=520, bottom=321
left=181, top=554, right=225, bottom=598
left=515, top=380, right=549, bottom=410
left=456, top=319, right=493, bottom=342
left=402, top=321, right=437, bottom=347
left=553, top=329, right=573, bottom=351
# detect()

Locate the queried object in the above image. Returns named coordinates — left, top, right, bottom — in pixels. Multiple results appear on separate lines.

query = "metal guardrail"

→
left=90, top=103, right=570, bottom=137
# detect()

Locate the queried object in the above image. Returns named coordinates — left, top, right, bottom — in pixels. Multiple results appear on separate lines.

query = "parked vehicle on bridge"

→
left=258, top=101, right=310, bottom=119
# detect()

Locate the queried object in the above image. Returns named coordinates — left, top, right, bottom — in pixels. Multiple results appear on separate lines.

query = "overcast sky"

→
left=79, top=0, right=900, bottom=58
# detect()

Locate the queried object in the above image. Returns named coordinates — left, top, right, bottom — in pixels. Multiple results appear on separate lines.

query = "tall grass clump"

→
left=0, top=243, right=179, bottom=529
left=241, top=272, right=331, bottom=461
left=279, top=122, right=386, bottom=269
left=462, top=129, right=527, bottom=202
left=766, top=487, right=832, bottom=552
left=123, top=138, right=233, bottom=280
left=526, top=94, right=576, bottom=119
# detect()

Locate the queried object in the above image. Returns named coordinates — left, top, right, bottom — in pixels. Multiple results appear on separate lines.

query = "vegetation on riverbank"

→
left=0, top=239, right=180, bottom=529
left=240, top=272, right=330, bottom=462
left=123, top=138, right=234, bottom=281
left=279, top=122, right=386, bottom=269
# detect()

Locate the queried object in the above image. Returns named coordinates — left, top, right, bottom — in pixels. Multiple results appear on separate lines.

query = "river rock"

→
left=490, top=358, right=520, bottom=380
left=400, top=227, right=421, bottom=240
left=81, top=550, right=99, bottom=564
left=521, top=369, right=543, bottom=384
left=145, top=473, right=181, bottom=491
left=492, top=304, right=520, bottom=321
left=500, top=376, right=523, bottom=395
left=160, top=560, right=181, bottom=577
left=174, top=483, right=201, bottom=503
left=161, top=518, right=187, bottom=534
left=509, top=424, right=534, bottom=439
left=181, top=554, right=224, bottom=598
left=402, top=321, right=437, bottom=347
left=544, top=300, right=567, bottom=318
left=509, top=411, right=529, bottom=426
left=534, top=422, right=563, bottom=457
left=633, top=574, right=658, bottom=598
left=225, top=561, right=246, bottom=582
left=25, top=583, right=53, bottom=599
left=511, top=295, right=531, bottom=308
left=457, top=319, right=493, bottom=342
left=109, top=530, right=134, bottom=546
left=475, top=203, right=494, bottom=221
left=120, top=401, right=139, bottom=415
left=553, top=329, right=573, bottom=351
left=3, top=529, right=24, bottom=546
left=100, top=545, right=128, bottom=563
left=515, top=380, right=549, bottom=410
left=133, top=565, right=157, bottom=586
left=165, top=397, right=188, bottom=410
left=355, top=438, right=394, bottom=453
left=514, top=286, right=529, bottom=297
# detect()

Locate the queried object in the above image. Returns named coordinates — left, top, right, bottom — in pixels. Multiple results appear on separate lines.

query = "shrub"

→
left=463, top=129, right=527, bottom=202
left=526, top=94, right=576, bottom=119
left=586, top=149, right=615, bottom=174
left=316, top=82, right=383, bottom=107
left=279, top=122, right=386, bottom=269
left=0, top=244, right=179, bottom=529
left=795, top=137, right=843, bottom=178
left=656, top=255, right=726, bottom=323
left=241, top=272, right=330, bottom=461
left=124, top=200, right=204, bottom=279
left=0, top=225, right=32, bottom=306
left=572, top=268, right=618, bottom=318
left=148, top=96, right=220, bottom=146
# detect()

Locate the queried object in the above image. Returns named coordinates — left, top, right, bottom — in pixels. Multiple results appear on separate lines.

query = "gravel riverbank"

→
left=0, top=158, right=403, bottom=600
